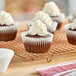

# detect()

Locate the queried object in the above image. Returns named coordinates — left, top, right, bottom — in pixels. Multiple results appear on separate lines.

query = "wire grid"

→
left=0, top=26, right=76, bottom=62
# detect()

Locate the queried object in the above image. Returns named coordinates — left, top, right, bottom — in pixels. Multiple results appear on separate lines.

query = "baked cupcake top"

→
left=43, top=1, right=60, bottom=16
left=33, top=11, right=53, bottom=26
left=27, top=20, right=50, bottom=36
left=0, top=11, right=14, bottom=25
left=70, top=19, right=76, bottom=30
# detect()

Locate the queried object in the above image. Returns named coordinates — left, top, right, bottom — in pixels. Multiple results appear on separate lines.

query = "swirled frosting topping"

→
left=27, top=20, right=49, bottom=36
left=43, top=1, right=60, bottom=16
left=0, top=11, right=14, bottom=25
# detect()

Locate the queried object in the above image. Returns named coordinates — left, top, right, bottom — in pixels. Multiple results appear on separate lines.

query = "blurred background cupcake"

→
left=64, top=19, right=76, bottom=45
left=21, top=20, right=53, bottom=53
left=0, top=0, right=76, bottom=30
left=0, top=11, right=18, bottom=41
left=68, top=9, right=76, bottom=23
left=32, top=11, right=57, bottom=34
left=43, top=1, right=65, bottom=29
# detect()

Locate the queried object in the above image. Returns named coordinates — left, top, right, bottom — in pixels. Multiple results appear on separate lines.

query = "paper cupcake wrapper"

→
left=51, top=13, right=65, bottom=23
left=21, top=32, right=53, bottom=53
left=0, top=22, right=18, bottom=33
left=46, top=22, right=57, bottom=33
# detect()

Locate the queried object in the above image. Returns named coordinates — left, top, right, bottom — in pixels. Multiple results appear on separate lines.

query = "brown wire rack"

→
left=0, top=22, right=76, bottom=62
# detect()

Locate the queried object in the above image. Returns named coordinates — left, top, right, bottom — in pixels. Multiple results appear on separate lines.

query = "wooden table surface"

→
left=0, top=53, right=76, bottom=76
left=0, top=21, right=76, bottom=76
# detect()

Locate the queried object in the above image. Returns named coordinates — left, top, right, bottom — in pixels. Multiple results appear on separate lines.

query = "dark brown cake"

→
left=0, top=24, right=18, bottom=41
left=0, top=24, right=13, bottom=26
left=26, top=34, right=51, bottom=38
left=66, top=28, right=76, bottom=45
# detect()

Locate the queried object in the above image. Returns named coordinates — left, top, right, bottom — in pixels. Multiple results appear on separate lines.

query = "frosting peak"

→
left=33, top=11, right=53, bottom=26
left=27, top=20, right=49, bottom=36
left=71, top=19, right=76, bottom=29
left=43, top=1, right=60, bottom=16
left=0, top=11, right=14, bottom=25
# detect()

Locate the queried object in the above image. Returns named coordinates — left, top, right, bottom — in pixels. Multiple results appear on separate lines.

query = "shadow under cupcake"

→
left=21, top=20, right=53, bottom=53
left=0, top=11, right=18, bottom=41
left=64, top=19, right=76, bottom=45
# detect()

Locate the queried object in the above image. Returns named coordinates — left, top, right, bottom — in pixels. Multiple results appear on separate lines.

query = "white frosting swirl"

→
left=43, top=1, right=60, bottom=16
left=33, top=11, right=53, bottom=26
left=71, top=19, right=76, bottom=29
left=0, top=11, right=14, bottom=25
left=27, top=20, right=49, bottom=36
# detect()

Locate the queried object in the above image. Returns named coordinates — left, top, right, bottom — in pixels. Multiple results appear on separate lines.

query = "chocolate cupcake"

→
left=21, top=20, right=53, bottom=53
left=64, top=19, right=76, bottom=45
left=43, top=1, right=65, bottom=29
left=33, top=11, right=57, bottom=34
left=0, top=11, right=18, bottom=41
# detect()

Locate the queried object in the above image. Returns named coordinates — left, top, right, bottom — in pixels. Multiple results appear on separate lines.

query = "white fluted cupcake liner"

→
left=21, top=32, right=53, bottom=53
left=51, top=13, right=65, bottom=23
left=0, top=22, right=18, bottom=33
left=0, top=48, right=14, bottom=72
left=46, top=22, right=57, bottom=33
left=64, top=23, right=76, bottom=45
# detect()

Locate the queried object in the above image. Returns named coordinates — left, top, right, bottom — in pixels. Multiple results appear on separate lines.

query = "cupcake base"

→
left=67, top=35, right=76, bottom=45
left=64, top=23, right=76, bottom=45
left=24, top=42, right=51, bottom=53
left=0, top=31, right=17, bottom=41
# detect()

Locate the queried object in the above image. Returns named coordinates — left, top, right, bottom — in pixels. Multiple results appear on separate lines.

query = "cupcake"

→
left=43, top=1, right=65, bottom=29
left=21, top=20, right=53, bottom=53
left=33, top=11, right=57, bottom=34
left=64, top=19, right=76, bottom=45
left=0, top=11, right=18, bottom=41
